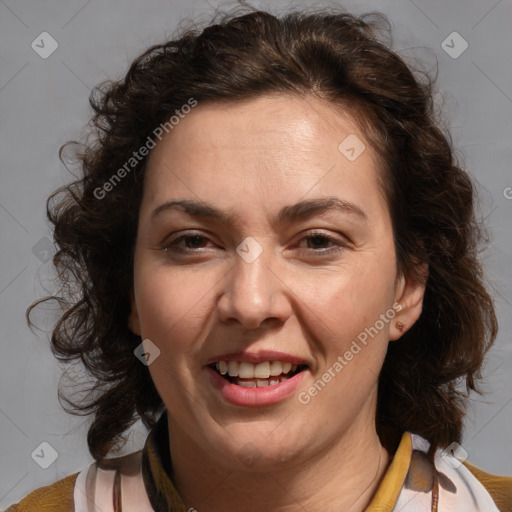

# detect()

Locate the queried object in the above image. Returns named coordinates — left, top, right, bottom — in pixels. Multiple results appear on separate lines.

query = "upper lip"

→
left=205, top=350, right=309, bottom=366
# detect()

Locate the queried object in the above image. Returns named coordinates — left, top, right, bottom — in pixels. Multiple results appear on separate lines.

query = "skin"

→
left=129, top=94, right=426, bottom=512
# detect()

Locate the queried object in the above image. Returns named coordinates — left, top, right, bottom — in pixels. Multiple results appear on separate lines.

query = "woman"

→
left=8, top=7, right=511, bottom=512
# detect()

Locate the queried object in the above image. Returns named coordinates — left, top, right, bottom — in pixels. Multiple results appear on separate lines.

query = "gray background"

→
left=1, top=0, right=511, bottom=508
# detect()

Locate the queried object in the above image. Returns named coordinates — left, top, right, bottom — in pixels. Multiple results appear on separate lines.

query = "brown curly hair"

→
left=27, top=7, right=497, bottom=461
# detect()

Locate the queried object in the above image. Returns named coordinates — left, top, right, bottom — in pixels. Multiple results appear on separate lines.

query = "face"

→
left=129, top=94, right=425, bottom=471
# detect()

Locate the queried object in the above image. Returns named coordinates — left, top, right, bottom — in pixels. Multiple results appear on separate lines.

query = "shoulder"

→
left=401, top=433, right=511, bottom=511
left=4, top=472, right=78, bottom=512
left=463, top=461, right=512, bottom=512
left=5, top=450, right=150, bottom=512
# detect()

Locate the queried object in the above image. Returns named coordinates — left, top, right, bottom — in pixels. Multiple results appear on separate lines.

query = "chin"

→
left=208, top=424, right=309, bottom=470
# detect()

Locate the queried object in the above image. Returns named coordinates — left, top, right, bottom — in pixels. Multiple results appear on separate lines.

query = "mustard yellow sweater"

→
left=6, top=420, right=512, bottom=512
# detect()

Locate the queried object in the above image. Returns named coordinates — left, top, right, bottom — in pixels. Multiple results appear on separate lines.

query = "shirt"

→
left=5, top=412, right=512, bottom=511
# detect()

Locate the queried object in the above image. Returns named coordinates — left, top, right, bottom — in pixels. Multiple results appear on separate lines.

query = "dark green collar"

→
left=141, top=411, right=189, bottom=511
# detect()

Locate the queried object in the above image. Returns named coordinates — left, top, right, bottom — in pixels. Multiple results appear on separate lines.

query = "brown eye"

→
left=305, top=234, right=334, bottom=249
left=182, top=235, right=208, bottom=249
left=162, top=233, right=214, bottom=254
left=296, top=231, right=345, bottom=255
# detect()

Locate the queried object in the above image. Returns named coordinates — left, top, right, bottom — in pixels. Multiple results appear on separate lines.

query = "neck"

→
left=166, top=415, right=391, bottom=512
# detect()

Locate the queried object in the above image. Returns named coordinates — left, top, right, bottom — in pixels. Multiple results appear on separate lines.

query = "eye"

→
left=296, top=231, right=346, bottom=255
left=161, top=230, right=346, bottom=257
left=162, top=233, right=215, bottom=254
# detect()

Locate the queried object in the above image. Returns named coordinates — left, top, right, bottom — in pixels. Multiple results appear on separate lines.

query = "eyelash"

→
left=161, top=231, right=346, bottom=256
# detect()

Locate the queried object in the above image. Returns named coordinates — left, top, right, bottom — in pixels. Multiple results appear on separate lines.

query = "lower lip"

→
left=205, top=366, right=306, bottom=407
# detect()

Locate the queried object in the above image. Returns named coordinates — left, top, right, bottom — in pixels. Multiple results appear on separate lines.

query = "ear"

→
left=389, top=264, right=428, bottom=341
left=128, top=289, right=142, bottom=336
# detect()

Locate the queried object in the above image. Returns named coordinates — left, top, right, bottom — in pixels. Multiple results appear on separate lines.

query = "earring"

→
left=396, top=321, right=405, bottom=332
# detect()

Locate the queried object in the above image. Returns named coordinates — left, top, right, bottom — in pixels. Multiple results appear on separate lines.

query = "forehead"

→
left=142, top=94, right=388, bottom=224
left=149, top=94, right=368, bottom=160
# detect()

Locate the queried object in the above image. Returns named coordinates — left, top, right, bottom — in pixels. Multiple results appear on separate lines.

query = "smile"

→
left=205, top=356, right=309, bottom=406
left=209, top=360, right=307, bottom=387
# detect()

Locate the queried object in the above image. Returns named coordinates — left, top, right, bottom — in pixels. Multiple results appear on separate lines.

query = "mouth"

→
left=208, top=360, right=309, bottom=388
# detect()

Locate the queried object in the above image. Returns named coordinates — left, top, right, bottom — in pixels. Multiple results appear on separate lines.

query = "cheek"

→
left=134, top=264, right=211, bottom=352
left=304, top=272, right=394, bottom=406
left=301, top=262, right=396, bottom=345
left=134, top=266, right=214, bottom=405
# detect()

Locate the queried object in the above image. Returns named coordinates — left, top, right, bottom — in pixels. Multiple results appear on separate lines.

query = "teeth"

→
left=238, top=380, right=256, bottom=388
left=228, top=361, right=238, bottom=377
left=254, top=362, right=270, bottom=378
left=213, top=360, right=303, bottom=379
left=269, top=361, right=282, bottom=376
left=235, top=377, right=288, bottom=387
left=239, top=362, right=255, bottom=379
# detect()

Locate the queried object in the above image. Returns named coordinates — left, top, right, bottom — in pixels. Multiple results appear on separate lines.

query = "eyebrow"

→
left=150, top=197, right=367, bottom=224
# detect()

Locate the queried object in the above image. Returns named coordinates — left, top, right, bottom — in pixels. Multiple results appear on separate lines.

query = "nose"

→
left=217, top=247, right=292, bottom=329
